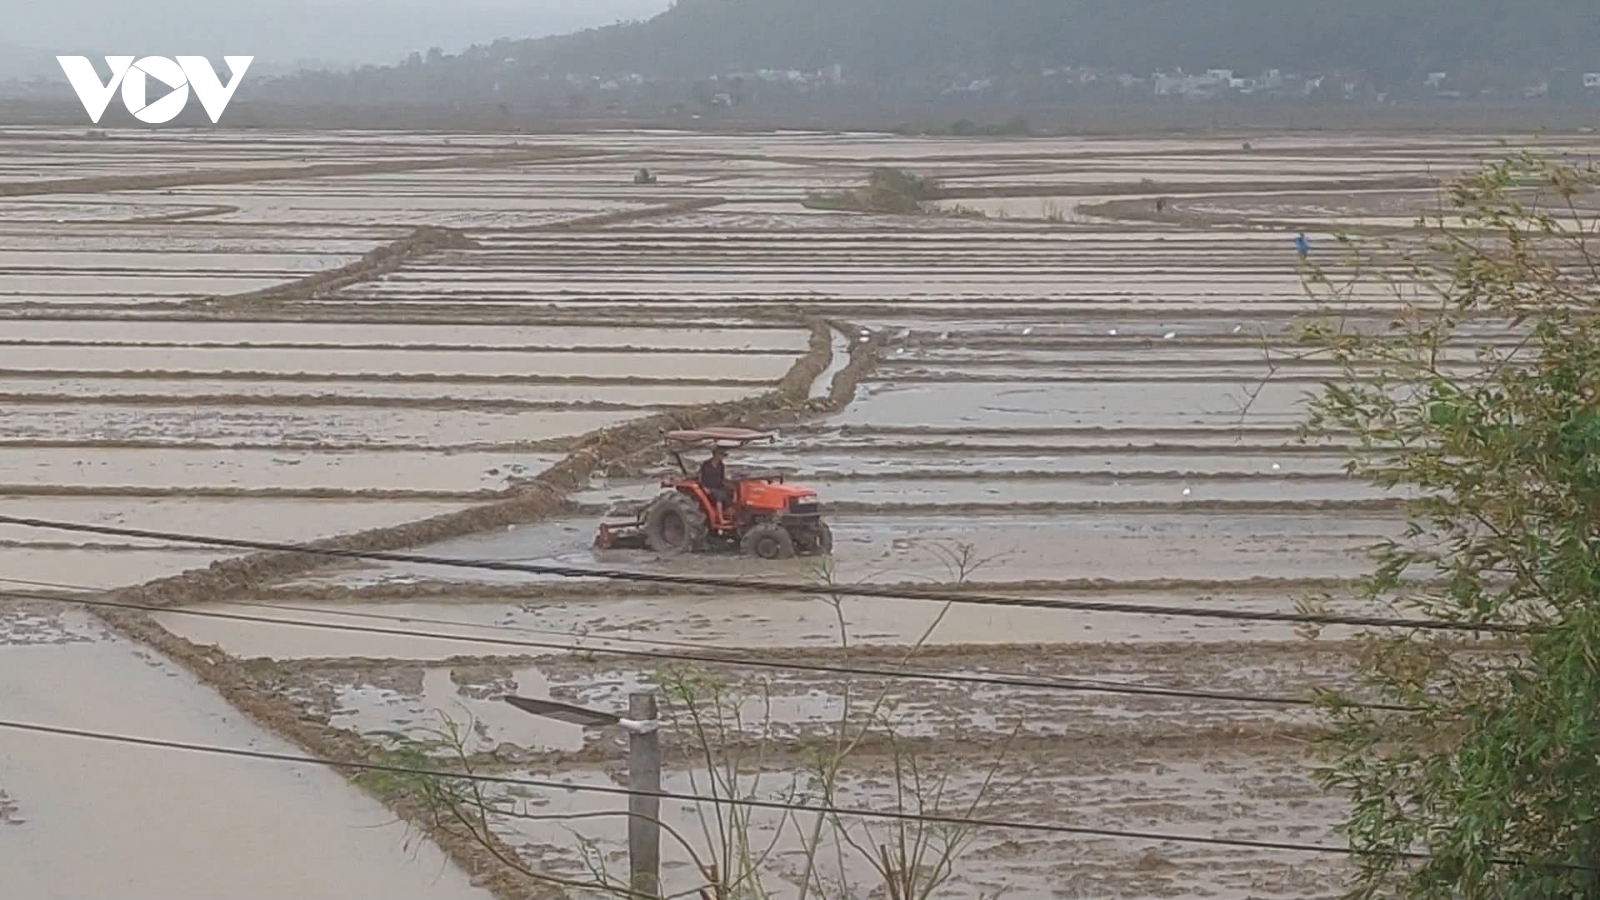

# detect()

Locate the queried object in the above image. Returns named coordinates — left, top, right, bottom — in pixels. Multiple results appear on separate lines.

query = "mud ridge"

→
left=0, top=147, right=595, bottom=198
left=119, top=204, right=242, bottom=225
left=510, top=196, right=727, bottom=231
left=211, top=225, right=482, bottom=307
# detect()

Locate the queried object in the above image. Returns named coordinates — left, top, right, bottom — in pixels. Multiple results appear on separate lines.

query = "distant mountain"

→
left=6, top=0, right=671, bottom=70
left=510, top=0, right=1600, bottom=80
left=251, top=0, right=1600, bottom=115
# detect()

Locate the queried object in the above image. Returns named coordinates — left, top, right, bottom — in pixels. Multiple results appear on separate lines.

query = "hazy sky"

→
left=9, top=0, right=672, bottom=65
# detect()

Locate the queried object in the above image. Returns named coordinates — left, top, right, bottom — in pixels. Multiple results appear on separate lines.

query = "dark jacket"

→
left=699, top=457, right=726, bottom=491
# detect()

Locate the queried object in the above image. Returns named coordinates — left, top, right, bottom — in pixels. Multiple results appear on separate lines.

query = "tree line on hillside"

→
left=259, top=0, right=1600, bottom=106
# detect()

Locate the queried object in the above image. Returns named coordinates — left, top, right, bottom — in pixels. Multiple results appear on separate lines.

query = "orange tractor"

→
left=594, top=427, right=832, bottom=559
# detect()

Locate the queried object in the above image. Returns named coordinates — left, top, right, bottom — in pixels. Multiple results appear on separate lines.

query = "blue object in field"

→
left=1294, top=232, right=1311, bottom=256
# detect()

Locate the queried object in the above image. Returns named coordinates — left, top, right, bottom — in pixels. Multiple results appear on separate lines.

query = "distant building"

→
left=1585, top=73, right=1600, bottom=89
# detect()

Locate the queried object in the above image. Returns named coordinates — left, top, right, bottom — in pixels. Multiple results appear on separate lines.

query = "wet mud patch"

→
left=470, top=745, right=1343, bottom=900
left=0, top=598, right=104, bottom=646
left=288, top=511, right=1397, bottom=590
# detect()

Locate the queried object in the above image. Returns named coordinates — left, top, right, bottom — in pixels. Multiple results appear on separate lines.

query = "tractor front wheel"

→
left=810, top=522, right=834, bottom=555
left=642, top=491, right=709, bottom=554
left=793, top=521, right=833, bottom=555
left=741, top=522, right=797, bottom=560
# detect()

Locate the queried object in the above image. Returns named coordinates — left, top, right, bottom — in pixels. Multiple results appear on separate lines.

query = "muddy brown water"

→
left=0, top=448, right=563, bottom=493
left=1, top=404, right=656, bottom=446
left=0, top=273, right=286, bottom=296
left=736, top=447, right=1354, bottom=476
left=474, top=750, right=1344, bottom=900
left=0, top=320, right=810, bottom=351
left=257, top=647, right=1364, bottom=777
left=281, top=511, right=1398, bottom=590
left=3, top=128, right=1550, bottom=899
left=833, top=380, right=1310, bottom=429
left=0, top=496, right=469, bottom=548
left=0, top=608, right=490, bottom=900
left=0, top=346, right=796, bottom=381
left=0, top=251, right=360, bottom=271
left=0, top=377, right=765, bottom=407
left=157, top=586, right=1387, bottom=661
left=576, top=474, right=1395, bottom=510
left=1, top=546, right=230, bottom=590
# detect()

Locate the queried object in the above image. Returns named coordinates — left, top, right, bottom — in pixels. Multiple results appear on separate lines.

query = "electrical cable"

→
left=0, top=574, right=97, bottom=591
left=3, top=587, right=1419, bottom=713
left=6, top=717, right=1577, bottom=871
left=0, top=513, right=1535, bottom=634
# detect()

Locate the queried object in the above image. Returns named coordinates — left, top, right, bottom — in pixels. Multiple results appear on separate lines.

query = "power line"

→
left=0, top=574, right=95, bottom=591
left=4, top=588, right=1415, bottom=713
left=2, top=717, right=1546, bottom=869
left=0, top=513, right=1533, bottom=634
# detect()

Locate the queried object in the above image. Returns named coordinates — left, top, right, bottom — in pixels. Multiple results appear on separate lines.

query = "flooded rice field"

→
left=0, top=603, right=491, bottom=900
left=0, top=125, right=1571, bottom=898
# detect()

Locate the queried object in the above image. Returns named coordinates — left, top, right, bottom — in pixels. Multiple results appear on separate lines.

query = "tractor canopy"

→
left=664, top=427, right=776, bottom=448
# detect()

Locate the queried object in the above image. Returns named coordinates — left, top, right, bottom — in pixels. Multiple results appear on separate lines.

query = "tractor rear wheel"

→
left=741, top=522, right=797, bottom=560
left=642, top=491, right=709, bottom=554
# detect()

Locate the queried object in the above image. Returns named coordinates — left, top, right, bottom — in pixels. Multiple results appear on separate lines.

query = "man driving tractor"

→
left=698, top=445, right=730, bottom=511
left=593, top=428, right=833, bottom=559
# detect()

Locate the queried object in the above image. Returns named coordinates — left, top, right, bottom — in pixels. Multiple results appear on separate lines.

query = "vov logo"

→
left=57, top=56, right=253, bottom=124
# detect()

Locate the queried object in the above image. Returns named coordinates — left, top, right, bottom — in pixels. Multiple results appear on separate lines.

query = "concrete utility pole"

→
left=628, top=691, right=662, bottom=897
left=501, top=691, right=663, bottom=898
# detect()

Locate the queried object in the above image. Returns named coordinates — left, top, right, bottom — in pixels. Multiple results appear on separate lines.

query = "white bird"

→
left=1271, top=463, right=1282, bottom=471
left=503, top=696, right=659, bottom=734
left=1182, top=488, right=1192, bottom=496
left=506, top=524, right=518, bottom=531
left=1022, top=327, right=1034, bottom=336
left=1163, top=331, right=1177, bottom=340
left=939, top=331, right=951, bottom=340
left=1108, top=328, right=1118, bottom=336
left=858, top=335, right=871, bottom=344
left=1232, top=325, right=1244, bottom=334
